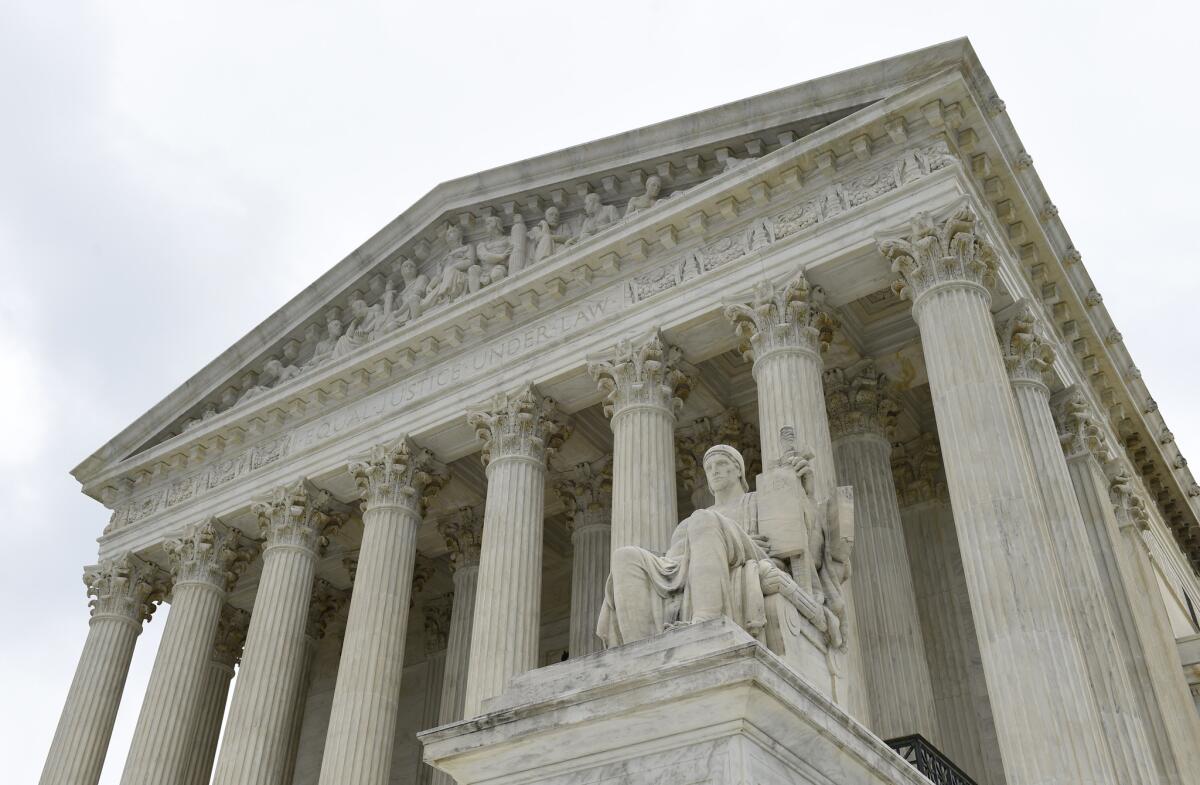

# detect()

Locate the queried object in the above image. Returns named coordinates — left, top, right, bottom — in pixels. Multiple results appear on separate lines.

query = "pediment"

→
left=72, top=38, right=987, bottom=491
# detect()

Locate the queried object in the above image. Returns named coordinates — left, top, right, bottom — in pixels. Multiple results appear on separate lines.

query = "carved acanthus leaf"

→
left=723, top=270, right=837, bottom=362
left=466, top=382, right=569, bottom=466
left=877, top=201, right=997, bottom=302
left=998, top=301, right=1055, bottom=385
left=438, top=506, right=484, bottom=572
left=824, top=361, right=900, bottom=439
left=83, top=553, right=169, bottom=624
left=587, top=330, right=694, bottom=418
left=1056, top=387, right=1114, bottom=464
left=211, top=605, right=251, bottom=668
left=252, top=480, right=344, bottom=555
left=890, top=433, right=947, bottom=506
left=163, top=518, right=258, bottom=592
left=1109, top=469, right=1151, bottom=532
left=349, top=436, right=447, bottom=513
left=306, top=579, right=349, bottom=641
left=422, top=593, right=453, bottom=654
left=553, top=457, right=613, bottom=531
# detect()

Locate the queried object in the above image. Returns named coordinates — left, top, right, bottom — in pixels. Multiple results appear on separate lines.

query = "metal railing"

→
left=885, top=735, right=978, bottom=785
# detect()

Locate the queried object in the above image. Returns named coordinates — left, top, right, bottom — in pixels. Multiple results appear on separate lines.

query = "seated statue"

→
left=332, top=295, right=383, bottom=361
left=567, top=193, right=619, bottom=245
left=598, top=435, right=850, bottom=652
left=424, top=225, right=479, bottom=308
left=622, top=174, right=664, bottom=219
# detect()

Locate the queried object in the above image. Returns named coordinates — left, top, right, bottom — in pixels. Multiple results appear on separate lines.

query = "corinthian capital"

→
left=587, top=330, right=694, bottom=418
left=349, top=436, right=448, bottom=513
left=438, top=506, right=484, bottom=571
left=211, top=605, right=251, bottom=669
left=84, top=553, right=169, bottom=625
left=1055, top=387, right=1113, bottom=463
left=306, top=579, right=349, bottom=641
left=890, top=433, right=947, bottom=506
left=824, top=361, right=899, bottom=439
left=724, top=270, right=837, bottom=361
left=253, top=479, right=344, bottom=554
left=1109, top=469, right=1151, bottom=532
left=998, top=301, right=1055, bottom=385
left=877, top=201, right=997, bottom=302
left=553, top=457, right=613, bottom=530
left=163, top=518, right=258, bottom=592
left=466, top=382, right=569, bottom=467
left=423, top=593, right=452, bottom=654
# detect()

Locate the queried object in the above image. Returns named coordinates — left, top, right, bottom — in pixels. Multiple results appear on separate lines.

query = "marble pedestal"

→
left=419, top=619, right=924, bottom=785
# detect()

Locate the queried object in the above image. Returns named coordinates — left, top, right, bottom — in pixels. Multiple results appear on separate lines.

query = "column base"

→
left=419, top=619, right=923, bottom=785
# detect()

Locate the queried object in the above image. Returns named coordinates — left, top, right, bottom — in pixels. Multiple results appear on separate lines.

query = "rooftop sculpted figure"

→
left=568, top=193, right=619, bottom=245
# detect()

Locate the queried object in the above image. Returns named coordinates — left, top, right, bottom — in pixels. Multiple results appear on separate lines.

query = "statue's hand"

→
left=750, top=533, right=771, bottom=555
left=784, top=452, right=813, bottom=478
left=759, top=564, right=788, bottom=595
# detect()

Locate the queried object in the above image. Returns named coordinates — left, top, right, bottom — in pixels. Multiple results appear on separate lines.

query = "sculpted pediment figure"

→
left=598, top=432, right=853, bottom=652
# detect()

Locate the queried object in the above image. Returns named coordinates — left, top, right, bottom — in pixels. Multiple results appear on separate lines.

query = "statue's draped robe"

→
left=597, top=493, right=774, bottom=648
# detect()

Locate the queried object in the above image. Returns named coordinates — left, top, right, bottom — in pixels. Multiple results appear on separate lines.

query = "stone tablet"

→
left=754, top=465, right=816, bottom=559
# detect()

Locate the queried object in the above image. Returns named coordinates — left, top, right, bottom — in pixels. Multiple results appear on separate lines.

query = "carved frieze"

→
left=105, top=142, right=958, bottom=535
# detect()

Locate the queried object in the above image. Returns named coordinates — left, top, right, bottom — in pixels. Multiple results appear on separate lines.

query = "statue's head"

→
left=645, top=175, right=662, bottom=197
left=584, top=193, right=600, bottom=214
left=702, top=444, right=749, bottom=494
left=445, top=224, right=462, bottom=246
left=400, top=257, right=418, bottom=280
left=545, top=205, right=560, bottom=224
left=484, top=215, right=503, bottom=235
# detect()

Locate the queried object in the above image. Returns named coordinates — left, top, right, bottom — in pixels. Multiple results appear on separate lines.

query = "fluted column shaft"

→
left=901, top=500, right=1004, bottom=785
left=42, top=561, right=159, bottom=785
left=463, top=454, right=546, bottom=715
left=430, top=563, right=478, bottom=785
left=462, top=384, right=565, bottom=716
left=832, top=429, right=939, bottom=741
left=416, top=650, right=446, bottom=785
left=319, top=437, right=444, bottom=785
left=122, top=582, right=226, bottom=784
left=1011, top=378, right=1160, bottom=782
left=43, top=615, right=142, bottom=785
left=213, top=483, right=338, bottom=785
left=1066, top=448, right=1200, bottom=784
left=910, top=281, right=1115, bottom=784
left=122, top=522, right=253, bottom=785
left=41, top=556, right=162, bottom=785
left=590, top=331, right=690, bottom=553
left=610, top=403, right=676, bottom=552
left=570, top=520, right=612, bottom=656
left=181, top=660, right=235, bottom=785
left=438, top=562, right=479, bottom=725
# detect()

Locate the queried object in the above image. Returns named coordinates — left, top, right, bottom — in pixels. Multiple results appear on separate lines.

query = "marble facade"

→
left=42, top=38, right=1200, bottom=785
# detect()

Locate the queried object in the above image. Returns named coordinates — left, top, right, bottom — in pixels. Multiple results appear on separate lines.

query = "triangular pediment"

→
left=74, top=37, right=981, bottom=488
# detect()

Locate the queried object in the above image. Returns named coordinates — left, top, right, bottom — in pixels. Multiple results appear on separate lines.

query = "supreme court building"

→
left=40, top=39, right=1200, bottom=785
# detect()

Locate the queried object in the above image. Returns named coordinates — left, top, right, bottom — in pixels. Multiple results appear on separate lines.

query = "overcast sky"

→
left=4, top=2, right=1198, bottom=782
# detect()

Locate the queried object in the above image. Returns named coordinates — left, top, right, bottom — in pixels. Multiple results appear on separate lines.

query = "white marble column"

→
left=1000, top=310, right=1162, bottom=783
left=40, top=555, right=166, bottom=785
left=120, top=520, right=257, bottom=785
left=462, top=383, right=567, bottom=716
left=724, top=270, right=872, bottom=725
left=554, top=458, right=613, bottom=657
left=212, top=480, right=342, bottom=785
left=1059, top=391, right=1200, bottom=784
left=893, top=437, right=1005, bottom=785
left=589, top=330, right=692, bottom=553
left=879, top=203, right=1117, bottom=785
left=416, top=598, right=450, bottom=785
left=318, top=437, right=446, bottom=785
left=282, top=581, right=346, bottom=785
left=826, top=362, right=939, bottom=743
left=435, top=507, right=482, bottom=726
left=181, top=606, right=249, bottom=785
